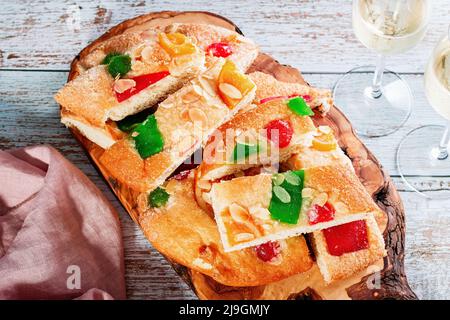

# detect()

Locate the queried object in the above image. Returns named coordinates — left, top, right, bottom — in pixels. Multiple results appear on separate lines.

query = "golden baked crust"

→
left=210, top=165, right=381, bottom=252
left=311, top=214, right=386, bottom=283
left=99, top=59, right=256, bottom=193
left=138, top=174, right=313, bottom=287
left=56, top=23, right=259, bottom=149
left=56, top=66, right=116, bottom=127
left=198, top=72, right=337, bottom=182
left=169, top=23, right=258, bottom=71
left=249, top=71, right=333, bottom=115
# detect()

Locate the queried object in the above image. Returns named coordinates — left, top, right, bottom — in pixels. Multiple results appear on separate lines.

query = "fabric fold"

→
left=0, top=145, right=126, bottom=300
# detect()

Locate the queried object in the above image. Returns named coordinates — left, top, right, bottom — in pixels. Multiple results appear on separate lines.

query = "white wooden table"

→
left=1, top=0, right=449, bottom=300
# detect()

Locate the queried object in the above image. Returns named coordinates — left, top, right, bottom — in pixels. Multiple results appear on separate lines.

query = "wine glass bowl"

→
left=333, top=0, right=431, bottom=137
left=353, top=0, right=429, bottom=55
left=396, top=32, right=450, bottom=199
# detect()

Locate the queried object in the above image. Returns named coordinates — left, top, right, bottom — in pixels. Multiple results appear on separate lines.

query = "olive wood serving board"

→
left=66, top=11, right=416, bottom=300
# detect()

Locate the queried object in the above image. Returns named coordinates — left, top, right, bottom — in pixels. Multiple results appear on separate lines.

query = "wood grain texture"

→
left=1, top=0, right=450, bottom=73
left=1, top=1, right=449, bottom=300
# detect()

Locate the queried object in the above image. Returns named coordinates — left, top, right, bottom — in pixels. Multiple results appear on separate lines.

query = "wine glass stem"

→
left=437, top=122, right=450, bottom=160
left=371, top=54, right=385, bottom=99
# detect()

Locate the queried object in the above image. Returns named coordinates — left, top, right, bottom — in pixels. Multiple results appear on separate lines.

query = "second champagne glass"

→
left=396, top=30, right=450, bottom=200
left=333, top=0, right=430, bottom=137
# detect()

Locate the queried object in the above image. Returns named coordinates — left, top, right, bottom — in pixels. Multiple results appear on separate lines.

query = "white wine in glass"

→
left=334, top=0, right=430, bottom=137
left=397, top=31, right=450, bottom=199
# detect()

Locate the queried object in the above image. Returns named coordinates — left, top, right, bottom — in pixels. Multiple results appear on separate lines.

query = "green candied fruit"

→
left=287, top=97, right=314, bottom=116
left=102, top=52, right=121, bottom=65
left=148, top=187, right=169, bottom=208
left=231, top=142, right=260, bottom=163
left=268, top=170, right=305, bottom=224
left=131, top=115, right=164, bottom=159
left=104, top=54, right=131, bottom=78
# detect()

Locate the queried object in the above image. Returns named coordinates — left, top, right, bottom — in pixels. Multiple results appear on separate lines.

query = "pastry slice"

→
left=197, top=72, right=334, bottom=182
left=249, top=71, right=333, bottom=116
left=199, top=97, right=317, bottom=182
left=284, top=124, right=353, bottom=170
left=100, top=59, right=256, bottom=193
left=166, top=23, right=259, bottom=72
left=311, top=214, right=386, bottom=283
left=56, top=24, right=259, bottom=148
left=138, top=170, right=313, bottom=287
left=209, top=165, right=382, bottom=252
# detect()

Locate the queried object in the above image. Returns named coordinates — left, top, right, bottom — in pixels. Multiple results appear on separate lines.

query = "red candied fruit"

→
left=264, top=119, right=293, bottom=148
left=206, top=42, right=233, bottom=58
left=115, top=71, right=170, bottom=102
left=308, top=202, right=335, bottom=225
left=323, top=220, right=369, bottom=256
left=255, top=241, right=281, bottom=262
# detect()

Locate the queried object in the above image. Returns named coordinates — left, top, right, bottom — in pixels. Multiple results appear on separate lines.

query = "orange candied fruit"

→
left=218, top=60, right=255, bottom=109
left=158, top=32, right=197, bottom=56
left=312, top=131, right=337, bottom=151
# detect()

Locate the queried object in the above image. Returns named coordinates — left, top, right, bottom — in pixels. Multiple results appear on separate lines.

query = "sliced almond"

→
left=141, top=46, right=155, bottom=64
left=182, top=91, right=201, bottom=104
left=219, top=82, right=242, bottom=100
left=273, top=186, right=291, bottom=203
left=272, top=173, right=285, bottom=186
left=159, top=101, right=174, bottom=109
left=301, top=187, right=315, bottom=198
left=113, top=79, right=136, bottom=94
left=318, top=125, right=332, bottom=135
left=198, top=76, right=217, bottom=97
left=197, top=179, right=212, bottom=191
left=234, top=232, right=254, bottom=243
left=284, top=171, right=301, bottom=185
left=188, top=108, right=207, bottom=125
left=229, top=203, right=250, bottom=224
left=192, top=84, right=204, bottom=96
left=312, top=192, right=328, bottom=207
left=249, top=206, right=271, bottom=221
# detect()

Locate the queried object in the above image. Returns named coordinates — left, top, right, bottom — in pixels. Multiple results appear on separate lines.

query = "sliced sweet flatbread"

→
left=100, top=59, right=256, bottom=193
left=311, top=214, right=386, bottom=283
left=283, top=125, right=353, bottom=171
left=56, top=23, right=259, bottom=148
left=138, top=171, right=313, bottom=287
left=210, top=165, right=383, bottom=252
left=197, top=72, right=334, bottom=182
left=249, top=71, right=333, bottom=116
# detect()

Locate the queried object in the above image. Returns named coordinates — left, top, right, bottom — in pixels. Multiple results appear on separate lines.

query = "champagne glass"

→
left=396, top=29, right=450, bottom=199
left=333, top=0, right=430, bottom=137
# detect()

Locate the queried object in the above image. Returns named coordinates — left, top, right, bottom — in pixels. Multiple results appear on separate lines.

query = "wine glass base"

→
left=333, top=65, right=412, bottom=137
left=396, top=125, right=450, bottom=200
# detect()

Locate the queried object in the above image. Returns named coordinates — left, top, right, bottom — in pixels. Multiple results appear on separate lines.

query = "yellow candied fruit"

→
left=312, top=131, right=337, bottom=151
left=217, top=60, right=255, bottom=109
left=158, top=32, right=197, bottom=57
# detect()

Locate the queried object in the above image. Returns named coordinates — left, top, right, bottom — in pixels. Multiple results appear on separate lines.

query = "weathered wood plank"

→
left=1, top=0, right=450, bottom=73
left=1, top=69, right=449, bottom=299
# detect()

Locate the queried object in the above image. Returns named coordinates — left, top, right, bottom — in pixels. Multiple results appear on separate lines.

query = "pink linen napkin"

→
left=0, top=145, right=126, bottom=299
